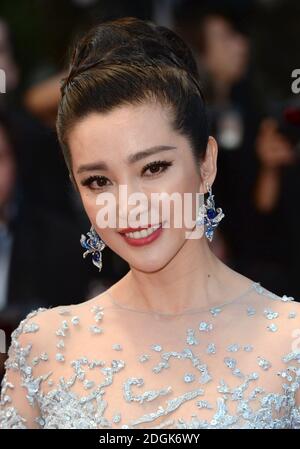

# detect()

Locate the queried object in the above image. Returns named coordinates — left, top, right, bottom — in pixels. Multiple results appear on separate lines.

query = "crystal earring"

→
left=80, top=225, right=106, bottom=272
left=196, top=182, right=225, bottom=241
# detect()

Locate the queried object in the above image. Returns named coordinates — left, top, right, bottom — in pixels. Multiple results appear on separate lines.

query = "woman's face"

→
left=68, top=101, right=216, bottom=272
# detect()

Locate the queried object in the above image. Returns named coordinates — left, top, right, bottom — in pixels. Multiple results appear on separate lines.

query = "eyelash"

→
left=81, top=160, right=174, bottom=190
left=141, top=160, right=173, bottom=177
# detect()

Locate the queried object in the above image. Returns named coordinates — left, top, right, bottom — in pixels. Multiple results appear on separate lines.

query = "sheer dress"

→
left=1, top=281, right=300, bottom=429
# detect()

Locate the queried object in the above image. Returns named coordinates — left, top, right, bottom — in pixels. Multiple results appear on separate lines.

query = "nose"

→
left=117, top=179, right=150, bottom=228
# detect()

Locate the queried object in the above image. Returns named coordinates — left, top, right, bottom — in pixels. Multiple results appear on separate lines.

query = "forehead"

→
left=68, top=101, right=180, bottom=165
left=70, top=101, right=173, bottom=142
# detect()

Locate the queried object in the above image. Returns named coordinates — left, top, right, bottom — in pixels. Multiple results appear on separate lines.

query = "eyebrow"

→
left=76, top=145, right=177, bottom=174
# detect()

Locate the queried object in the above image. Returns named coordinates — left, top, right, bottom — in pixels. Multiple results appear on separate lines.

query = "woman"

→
left=0, top=16, right=299, bottom=429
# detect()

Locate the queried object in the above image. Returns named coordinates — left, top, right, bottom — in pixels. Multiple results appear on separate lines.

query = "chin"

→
left=129, top=261, right=169, bottom=274
left=130, top=248, right=181, bottom=273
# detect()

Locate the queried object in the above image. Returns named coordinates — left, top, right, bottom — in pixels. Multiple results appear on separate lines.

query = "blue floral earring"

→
left=196, top=182, right=225, bottom=241
left=80, top=225, right=106, bottom=271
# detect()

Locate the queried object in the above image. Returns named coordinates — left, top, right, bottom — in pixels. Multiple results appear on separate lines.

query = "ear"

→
left=199, top=136, right=218, bottom=193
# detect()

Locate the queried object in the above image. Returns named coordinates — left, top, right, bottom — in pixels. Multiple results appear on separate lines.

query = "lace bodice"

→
left=1, top=281, right=300, bottom=429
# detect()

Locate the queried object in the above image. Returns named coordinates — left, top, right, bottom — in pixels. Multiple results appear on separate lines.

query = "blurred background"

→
left=1, top=0, right=300, bottom=380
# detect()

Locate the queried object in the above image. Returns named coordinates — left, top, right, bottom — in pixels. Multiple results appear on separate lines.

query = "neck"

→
left=110, top=237, right=248, bottom=315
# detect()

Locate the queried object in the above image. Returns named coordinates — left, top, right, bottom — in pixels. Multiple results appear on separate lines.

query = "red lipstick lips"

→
left=118, top=223, right=163, bottom=246
left=118, top=223, right=159, bottom=234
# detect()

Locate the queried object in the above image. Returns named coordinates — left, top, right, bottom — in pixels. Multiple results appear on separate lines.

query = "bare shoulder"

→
left=250, top=283, right=300, bottom=351
left=12, top=291, right=110, bottom=346
left=255, top=283, right=300, bottom=317
left=9, top=303, right=76, bottom=350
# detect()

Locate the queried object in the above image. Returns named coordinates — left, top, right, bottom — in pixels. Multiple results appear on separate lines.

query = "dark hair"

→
left=56, top=16, right=209, bottom=180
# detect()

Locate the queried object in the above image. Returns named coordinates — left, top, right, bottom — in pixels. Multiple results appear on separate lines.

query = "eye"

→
left=80, top=175, right=111, bottom=191
left=141, top=160, right=173, bottom=177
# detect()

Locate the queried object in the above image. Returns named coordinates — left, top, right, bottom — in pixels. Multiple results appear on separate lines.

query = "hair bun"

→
left=60, top=16, right=202, bottom=98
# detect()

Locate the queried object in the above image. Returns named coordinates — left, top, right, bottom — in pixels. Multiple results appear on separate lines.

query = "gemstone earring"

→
left=80, top=225, right=106, bottom=272
left=196, top=182, right=225, bottom=241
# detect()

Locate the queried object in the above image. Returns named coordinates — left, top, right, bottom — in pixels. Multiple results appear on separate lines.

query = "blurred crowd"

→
left=1, top=0, right=300, bottom=379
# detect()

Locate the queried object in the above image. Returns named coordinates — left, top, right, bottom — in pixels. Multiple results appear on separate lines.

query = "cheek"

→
left=78, top=189, right=101, bottom=224
left=161, top=166, right=199, bottom=201
left=159, top=162, right=197, bottom=192
left=166, top=177, right=199, bottom=229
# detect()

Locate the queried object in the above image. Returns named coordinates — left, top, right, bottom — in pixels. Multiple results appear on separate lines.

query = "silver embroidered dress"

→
left=1, top=281, right=300, bottom=429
